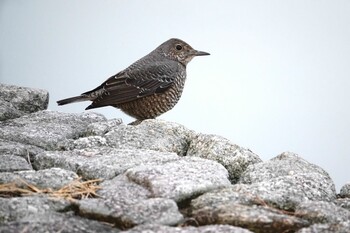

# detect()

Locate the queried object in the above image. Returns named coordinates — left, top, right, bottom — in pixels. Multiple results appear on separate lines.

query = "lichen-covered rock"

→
left=74, top=157, right=230, bottom=228
left=123, top=224, right=254, bottom=233
left=190, top=187, right=309, bottom=233
left=0, top=84, right=342, bottom=233
left=186, top=133, right=262, bottom=182
left=0, top=139, right=45, bottom=161
left=295, top=200, right=350, bottom=224
left=0, top=154, right=32, bottom=172
left=0, top=168, right=78, bottom=189
left=70, top=136, right=109, bottom=149
left=125, top=157, right=231, bottom=202
left=33, top=148, right=179, bottom=180
left=339, top=182, right=350, bottom=198
left=334, top=198, right=350, bottom=211
left=78, top=174, right=183, bottom=228
left=0, top=214, right=120, bottom=233
left=237, top=152, right=336, bottom=210
left=239, top=152, right=333, bottom=184
left=296, top=221, right=350, bottom=233
left=0, top=110, right=106, bottom=150
left=105, top=119, right=194, bottom=156
left=0, top=196, right=70, bottom=223
left=0, top=84, right=49, bottom=121
left=86, top=118, right=123, bottom=136
left=0, top=99, right=23, bottom=121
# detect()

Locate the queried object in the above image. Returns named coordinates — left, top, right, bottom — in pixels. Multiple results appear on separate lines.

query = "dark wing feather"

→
left=85, top=61, right=180, bottom=109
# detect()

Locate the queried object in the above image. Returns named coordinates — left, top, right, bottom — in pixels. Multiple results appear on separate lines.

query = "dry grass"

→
left=0, top=177, right=102, bottom=200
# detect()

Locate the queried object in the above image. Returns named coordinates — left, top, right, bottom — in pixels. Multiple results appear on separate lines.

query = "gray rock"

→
left=120, top=198, right=182, bottom=227
left=78, top=175, right=183, bottom=228
left=190, top=187, right=309, bottom=233
left=0, top=84, right=49, bottom=121
left=0, top=84, right=344, bottom=233
left=186, top=133, right=262, bottom=183
left=0, top=214, right=120, bottom=233
left=105, top=119, right=194, bottom=156
left=98, top=174, right=152, bottom=202
left=296, top=221, right=350, bottom=233
left=334, top=198, right=350, bottom=211
left=0, top=154, right=32, bottom=172
left=237, top=152, right=336, bottom=210
left=239, top=152, right=333, bottom=184
left=234, top=175, right=335, bottom=211
left=78, top=161, right=228, bottom=228
left=79, top=198, right=182, bottom=229
left=295, top=200, right=350, bottom=224
left=123, top=224, right=254, bottom=233
left=34, top=148, right=179, bottom=180
left=339, top=182, right=350, bottom=198
left=0, top=196, right=71, bottom=223
left=0, top=168, right=78, bottom=189
left=125, top=157, right=231, bottom=202
left=70, top=136, right=109, bottom=149
left=0, top=110, right=106, bottom=150
left=0, top=139, right=45, bottom=161
left=190, top=186, right=259, bottom=210
left=0, top=99, right=23, bottom=121
left=191, top=202, right=308, bottom=233
left=86, top=118, right=123, bottom=136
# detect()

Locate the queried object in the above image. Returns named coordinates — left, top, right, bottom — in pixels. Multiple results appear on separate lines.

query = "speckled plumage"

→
left=57, top=38, right=209, bottom=120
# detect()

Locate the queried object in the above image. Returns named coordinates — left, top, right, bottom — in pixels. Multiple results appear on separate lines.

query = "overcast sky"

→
left=1, top=0, right=349, bottom=191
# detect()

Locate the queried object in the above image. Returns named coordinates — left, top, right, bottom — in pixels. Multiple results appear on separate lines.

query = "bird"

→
left=57, top=38, right=210, bottom=120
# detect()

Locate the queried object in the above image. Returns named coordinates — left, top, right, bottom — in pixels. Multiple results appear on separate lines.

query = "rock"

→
left=78, top=175, right=183, bottom=228
left=123, top=224, right=254, bottom=233
left=86, top=118, right=123, bottom=136
left=76, top=156, right=231, bottom=228
left=296, top=221, right=350, bottom=233
left=0, top=83, right=49, bottom=121
left=105, top=119, right=194, bottom=156
left=118, top=198, right=182, bottom=227
left=0, top=110, right=106, bottom=150
left=334, top=198, right=350, bottom=211
left=0, top=99, right=22, bottom=121
left=33, top=148, right=179, bottom=180
left=239, top=152, right=334, bottom=184
left=186, top=133, right=262, bottom=183
left=0, top=168, right=78, bottom=189
left=192, top=203, right=309, bottom=233
left=0, top=154, right=32, bottom=172
left=295, top=200, right=350, bottom=224
left=0, top=139, right=45, bottom=161
left=0, top=196, right=118, bottom=232
left=0, top=214, right=120, bottom=233
left=190, top=187, right=309, bottom=233
left=237, top=152, right=336, bottom=210
left=79, top=198, right=182, bottom=229
left=0, top=196, right=70, bottom=223
left=0, top=84, right=342, bottom=233
left=339, top=182, right=350, bottom=198
left=70, top=136, right=109, bottom=149
left=125, top=157, right=231, bottom=202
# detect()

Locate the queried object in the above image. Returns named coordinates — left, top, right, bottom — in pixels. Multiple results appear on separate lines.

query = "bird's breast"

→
left=116, top=71, right=187, bottom=120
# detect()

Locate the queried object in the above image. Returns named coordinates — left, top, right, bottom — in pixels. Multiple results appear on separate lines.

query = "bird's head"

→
left=157, top=38, right=210, bottom=66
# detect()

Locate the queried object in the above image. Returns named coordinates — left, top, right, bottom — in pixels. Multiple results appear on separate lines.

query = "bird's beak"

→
left=192, top=50, right=210, bottom=56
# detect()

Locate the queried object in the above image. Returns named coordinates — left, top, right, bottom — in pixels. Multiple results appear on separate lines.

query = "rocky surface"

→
left=339, top=182, right=350, bottom=198
left=0, top=84, right=49, bottom=121
left=0, top=84, right=349, bottom=233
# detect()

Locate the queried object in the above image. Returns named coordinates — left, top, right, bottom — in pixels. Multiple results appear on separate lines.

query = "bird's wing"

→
left=84, top=61, right=181, bottom=109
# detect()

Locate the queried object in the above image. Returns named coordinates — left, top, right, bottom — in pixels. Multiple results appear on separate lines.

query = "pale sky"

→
left=1, top=0, right=349, bottom=191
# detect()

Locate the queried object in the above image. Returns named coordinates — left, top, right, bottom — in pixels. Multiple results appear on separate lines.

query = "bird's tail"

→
left=57, top=95, right=89, bottom=106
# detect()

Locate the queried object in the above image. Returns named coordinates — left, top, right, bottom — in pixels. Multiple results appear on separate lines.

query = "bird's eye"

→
left=176, top=45, right=183, bottom=50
